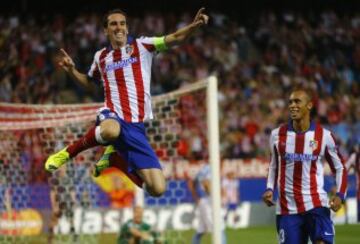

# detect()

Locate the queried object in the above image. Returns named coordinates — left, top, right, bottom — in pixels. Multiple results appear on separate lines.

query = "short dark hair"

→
left=102, top=9, right=127, bottom=28
left=290, top=86, right=316, bottom=117
left=290, top=86, right=314, bottom=102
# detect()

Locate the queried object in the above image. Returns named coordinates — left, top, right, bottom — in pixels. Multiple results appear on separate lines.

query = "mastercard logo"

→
left=0, top=209, right=43, bottom=236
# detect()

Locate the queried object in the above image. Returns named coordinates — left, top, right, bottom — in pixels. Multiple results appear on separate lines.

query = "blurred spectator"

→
left=0, top=10, right=359, bottom=159
left=222, top=171, right=239, bottom=224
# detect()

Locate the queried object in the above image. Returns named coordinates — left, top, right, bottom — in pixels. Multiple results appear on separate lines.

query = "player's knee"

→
left=138, top=169, right=166, bottom=197
left=100, top=121, right=120, bottom=141
left=149, top=186, right=166, bottom=197
left=147, top=181, right=166, bottom=197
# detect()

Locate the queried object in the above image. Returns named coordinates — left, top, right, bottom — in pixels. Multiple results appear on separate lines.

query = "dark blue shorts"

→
left=96, top=108, right=162, bottom=173
left=276, top=207, right=334, bottom=244
left=227, top=203, right=238, bottom=211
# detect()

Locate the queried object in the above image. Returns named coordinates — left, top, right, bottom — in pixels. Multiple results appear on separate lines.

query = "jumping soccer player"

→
left=45, top=8, right=209, bottom=197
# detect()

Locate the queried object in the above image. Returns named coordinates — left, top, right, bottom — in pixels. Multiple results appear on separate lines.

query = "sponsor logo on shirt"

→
left=285, top=153, right=319, bottom=162
left=105, top=57, right=138, bottom=72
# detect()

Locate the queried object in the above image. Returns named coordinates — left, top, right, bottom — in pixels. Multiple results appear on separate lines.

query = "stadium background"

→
left=0, top=0, right=359, bottom=243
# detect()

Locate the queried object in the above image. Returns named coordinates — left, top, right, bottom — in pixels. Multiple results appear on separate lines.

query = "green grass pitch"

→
left=6, top=224, right=360, bottom=243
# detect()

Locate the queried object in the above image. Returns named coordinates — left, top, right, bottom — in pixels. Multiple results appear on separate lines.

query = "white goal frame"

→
left=136, top=76, right=222, bottom=244
left=0, top=76, right=222, bottom=243
left=207, top=76, right=222, bottom=244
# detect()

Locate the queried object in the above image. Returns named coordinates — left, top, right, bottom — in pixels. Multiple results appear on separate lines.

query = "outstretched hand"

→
left=58, top=48, right=75, bottom=72
left=192, top=7, right=209, bottom=27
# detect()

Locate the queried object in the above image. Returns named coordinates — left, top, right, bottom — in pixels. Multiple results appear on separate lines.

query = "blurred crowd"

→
left=0, top=10, right=359, bottom=158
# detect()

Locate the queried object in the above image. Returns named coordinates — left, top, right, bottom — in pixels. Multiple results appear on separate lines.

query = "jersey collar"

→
left=106, top=35, right=134, bottom=51
left=288, top=120, right=315, bottom=133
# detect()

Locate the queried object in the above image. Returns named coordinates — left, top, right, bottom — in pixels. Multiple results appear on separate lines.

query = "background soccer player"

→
left=188, top=164, right=227, bottom=244
left=346, top=144, right=360, bottom=222
left=45, top=8, right=209, bottom=197
left=262, top=88, right=347, bottom=244
left=117, top=206, right=163, bottom=244
left=222, top=171, right=239, bottom=223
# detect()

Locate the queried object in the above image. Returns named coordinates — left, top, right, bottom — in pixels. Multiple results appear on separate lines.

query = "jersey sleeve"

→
left=142, top=223, right=152, bottom=231
left=118, top=221, right=130, bottom=241
left=324, top=131, right=347, bottom=200
left=87, top=51, right=102, bottom=82
left=346, top=153, right=356, bottom=171
left=138, top=36, right=168, bottom=53
left=266, top=130, right=278, bottom=191
left=197, top=165, right=211, bottom=182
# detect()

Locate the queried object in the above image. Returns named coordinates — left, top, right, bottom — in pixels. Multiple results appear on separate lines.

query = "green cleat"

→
left=93, top=145, right=116, bottom=177
left=45, top=147, right=70, bottom=172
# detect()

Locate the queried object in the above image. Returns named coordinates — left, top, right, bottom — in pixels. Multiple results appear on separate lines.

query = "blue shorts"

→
left=96, top=108, right=162, bottom=173
left=276, top=207, right=334, bottom=244
left=227, top=203, right=238, bottom=211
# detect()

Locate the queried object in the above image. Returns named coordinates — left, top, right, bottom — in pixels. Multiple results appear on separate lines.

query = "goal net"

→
left=0, top=76, right=221, bottom=244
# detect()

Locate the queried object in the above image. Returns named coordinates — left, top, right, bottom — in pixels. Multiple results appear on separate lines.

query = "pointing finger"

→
left=195, top=7, right=206, bottom=20
left=60, top=48, right=70, bottom=58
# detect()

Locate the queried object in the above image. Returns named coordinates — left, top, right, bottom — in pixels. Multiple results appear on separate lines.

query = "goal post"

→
left=140, top=75, right=222, bottom=244
left=0, top=76, right=222, bottom=243
left=207, top=76, right=222, bottom=244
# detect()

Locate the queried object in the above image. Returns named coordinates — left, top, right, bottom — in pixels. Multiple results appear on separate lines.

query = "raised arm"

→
left=58, top=49, right=92, bottom=89
left=164, top=7, right=209, bottom=48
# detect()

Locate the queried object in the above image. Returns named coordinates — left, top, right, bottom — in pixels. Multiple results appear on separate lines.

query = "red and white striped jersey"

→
left=88, top=37, right=166, bottom=123
left=346, top=150, right=360, bottom=200
left=266, top=122, right=347, bottom=215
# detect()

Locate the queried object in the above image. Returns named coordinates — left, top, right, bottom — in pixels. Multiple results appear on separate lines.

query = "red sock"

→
left=109, top=153, right=144, bottom=188
left=67, top=126, right=100, bottom=158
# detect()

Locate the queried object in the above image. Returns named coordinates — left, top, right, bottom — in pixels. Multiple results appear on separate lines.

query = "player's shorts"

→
left=276, top=207, right=334, bottom=244
left=96, top=107, right=162, bottom=173
left=196, top=197, right=225, bottom=233
left=227, top=203, right=238, bottom=211
left=197, top=197, right=213, bottom=233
